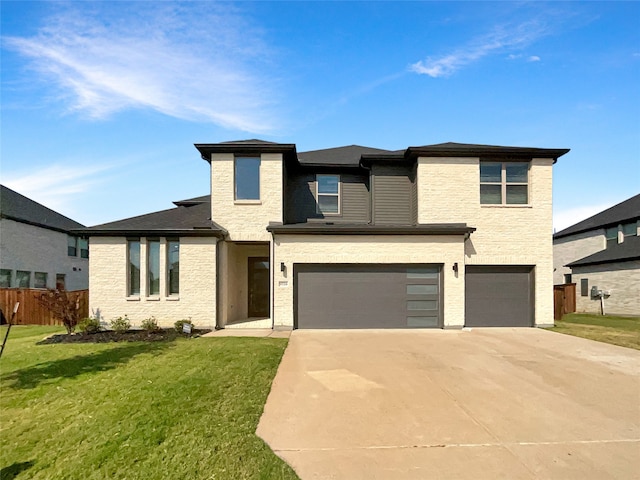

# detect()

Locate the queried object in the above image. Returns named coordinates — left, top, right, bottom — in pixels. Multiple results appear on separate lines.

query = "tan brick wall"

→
left=553, top=230, right=605, bottom=284
left=272, top=235, right=466, bottom=328
left=210, top=152, right=283, bottom=241
left=0, top=219, right=88, bottom=290
left=572, top=262, right=640, bottom=316
left=417, top=157, right=556, bottom=326
left=89, top=236, right=217, bottom=329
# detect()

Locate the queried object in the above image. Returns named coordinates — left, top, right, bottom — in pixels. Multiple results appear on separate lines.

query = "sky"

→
left=1, top=1, right=639, bottom=231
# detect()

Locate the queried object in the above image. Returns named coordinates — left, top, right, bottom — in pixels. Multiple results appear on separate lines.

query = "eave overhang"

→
left=267, top=223, right=476, bottom=236
left=73, top=228, right=227, bottom=238
left=405, top=145, right=570, bottom=163
left=195, top=142, right=297, bottom=162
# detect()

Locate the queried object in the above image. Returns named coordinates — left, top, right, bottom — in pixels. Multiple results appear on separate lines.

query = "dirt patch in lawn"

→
left=37, top=328, right=212, bottom=344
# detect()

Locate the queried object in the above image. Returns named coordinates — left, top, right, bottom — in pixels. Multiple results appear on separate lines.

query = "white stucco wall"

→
left=272, top=234, right=466, bottom=328
left=89, top=236, right=217, bottom=328
left=210, top=152, right=283, bottom=241
left=416, top=157, right=556, bottom=326
left=572, top=261, right=640, bottom=316
left=0, top=218, right=88, bottom=290
left=553, top=230, right=605, bottom=285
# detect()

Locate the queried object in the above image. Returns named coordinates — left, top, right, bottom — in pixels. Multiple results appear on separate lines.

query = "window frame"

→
left=127, top=238, right=141, bottom=297
left=79, top=237, right=89, bottom=259
left=234, top=156, right=261, bottom=201
left=147, top=238, right=161, bottom=297
left=56, top=274, right=66, bottom=290
left=480, top=161, right=530, bottom=205
left=316, top=174, right=341, bottom=215
left=167, top=238, right=180, bottom=296
left=16, top=270, right=31, bottom=288
left=0, top=269, right=12, bottom=288
left=68, top=235, right=78, bottom=256
left=34, top=272, right=48, bottom=289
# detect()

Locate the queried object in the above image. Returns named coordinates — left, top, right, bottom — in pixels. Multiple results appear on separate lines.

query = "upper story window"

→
left=79, top=237, right=89, bottom=258
left=67, top=235, right=77, bottom=256
left=605, top=226, right=618, bottom=248
left=316, top=174, right=340, bottom=214
left=622, top=221, right=638, bottom=237
left=480, top=162, right=528, bottom=205
left=235, top=157, right=261, bottom=200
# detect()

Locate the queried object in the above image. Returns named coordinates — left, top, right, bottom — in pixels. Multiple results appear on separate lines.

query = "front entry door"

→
left=248, top=257, right=270, bottom=317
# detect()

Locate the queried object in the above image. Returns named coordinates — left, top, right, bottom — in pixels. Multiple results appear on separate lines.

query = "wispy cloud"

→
left=410, top=18, right=551, bottom=78
left=528, top=55, right=541, bottom=62
left=3, top=3, right=279, bottom=133
left=2, top=162, right=115, bottom=215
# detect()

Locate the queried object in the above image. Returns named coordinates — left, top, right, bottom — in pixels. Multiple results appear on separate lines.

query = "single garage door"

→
left=295, top=264, right=442, bottom=329
left=465, top=265, right=534, bottom=327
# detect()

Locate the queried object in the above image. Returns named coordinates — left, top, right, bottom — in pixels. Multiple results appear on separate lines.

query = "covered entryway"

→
left=294, top=264, right=442, bottom=329
left=465, top=265, right=534, bottom=327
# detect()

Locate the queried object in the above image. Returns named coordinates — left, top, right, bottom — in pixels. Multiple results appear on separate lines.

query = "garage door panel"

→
left=295, top=264, right=441, bottom=329
left=465, top=266, right=534, bottom=327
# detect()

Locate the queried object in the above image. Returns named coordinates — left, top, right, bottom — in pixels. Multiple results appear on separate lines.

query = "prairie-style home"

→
left=82, top=140, right=569, bottom=329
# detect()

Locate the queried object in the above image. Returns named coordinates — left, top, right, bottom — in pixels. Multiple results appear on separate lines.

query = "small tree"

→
left=37, top=289, right=82, bottom=334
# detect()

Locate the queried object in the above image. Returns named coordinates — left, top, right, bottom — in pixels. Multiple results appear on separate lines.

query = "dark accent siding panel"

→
left=340, top=174, right=369, bottom=223
left=372, top=164, right=414, bottom=225
left=465, top=266, right=535, bottom=327
left=284, top=172, right=369, bottom=224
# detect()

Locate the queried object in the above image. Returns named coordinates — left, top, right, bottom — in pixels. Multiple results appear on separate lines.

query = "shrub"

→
left=174, top=318, right=193, bottom=333
left=37, top=289, right=83, bottom=334
left=110, top=315, right=131, bottom=333
left=141, top=316, right=161, bottom=332
left=78, top=317, right=101, bottom=334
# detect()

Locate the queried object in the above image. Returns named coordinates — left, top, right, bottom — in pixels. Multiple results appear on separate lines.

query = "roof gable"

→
left=554, top=194, right=640, bottom=239
left=297, top=145, right=394, bottom=167
left=0, top=184, right=85, bottom=233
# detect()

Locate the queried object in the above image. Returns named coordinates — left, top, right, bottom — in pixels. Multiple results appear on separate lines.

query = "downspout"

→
left=359, top=159, right=373, bottom=224
left=215, top=237, right=223, bottom=330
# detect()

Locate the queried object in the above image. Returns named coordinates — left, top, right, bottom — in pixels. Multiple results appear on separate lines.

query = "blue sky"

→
left=1, top=1, right=638, bottom=230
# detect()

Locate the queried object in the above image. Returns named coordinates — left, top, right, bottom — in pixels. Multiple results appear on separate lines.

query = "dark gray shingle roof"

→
left=83, top=196, right=226, bottom=237
left=297, top=145, right=395, bottom=166
left=554, top=194, right=640, bottom=239
left=567, top=235, right=640, bottom=267
left=0, top=184, right=85, bottom=233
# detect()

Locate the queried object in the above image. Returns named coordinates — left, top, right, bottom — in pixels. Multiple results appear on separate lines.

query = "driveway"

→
left=257, top=328, right=640, bottom=479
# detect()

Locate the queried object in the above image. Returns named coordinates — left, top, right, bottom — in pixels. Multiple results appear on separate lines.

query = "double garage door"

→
left=294, top=263, right=534, bottom=329
left=295, top=264, right=442, bottom=329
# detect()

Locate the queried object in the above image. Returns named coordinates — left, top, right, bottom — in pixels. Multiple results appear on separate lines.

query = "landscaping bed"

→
left=37, top=328, right=212, bottom=344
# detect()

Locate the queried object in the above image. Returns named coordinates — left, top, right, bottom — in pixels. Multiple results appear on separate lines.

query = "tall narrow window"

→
left=480, top=162, right=529, bottom=205
left=605, top=226, right=618, bottom=248
left=316, top=174, right=340, bottom=214
left=0, top=269, right=11, bottom=288
left=68, top=236, right=77, bottom=256
left=16, top=271, right=30, bottom=288
left=56, top=274, right=66, bottom=290
left=79, top=237, right=89, bottom=258
left=128, top=240, right=141, bottom=296
left=147, top=239, right=160, bottom=296
left=235, top=157, right=261, bottom=200
left=167, top=239, right=180, bottom=295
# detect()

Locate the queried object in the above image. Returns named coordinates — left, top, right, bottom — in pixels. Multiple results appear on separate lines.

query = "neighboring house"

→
left=553, top=194, right=640, bottom=316
left=0, top=185, right=89, bottom=291
left=82, top=140, right=569, bottom=330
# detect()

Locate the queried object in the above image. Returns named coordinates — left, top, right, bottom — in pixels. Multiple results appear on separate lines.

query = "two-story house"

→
left=83, top=140, right=569, bottom=329
left=553, top=194, right=639, bottom=316
left=0, top=185, right=89, bottom=291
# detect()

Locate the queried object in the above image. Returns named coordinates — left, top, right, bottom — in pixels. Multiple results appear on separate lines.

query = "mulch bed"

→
left=37, top=328, right=212, bottom=344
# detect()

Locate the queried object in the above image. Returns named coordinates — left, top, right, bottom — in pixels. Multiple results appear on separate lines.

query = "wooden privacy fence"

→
left=0, top=289, right=89, bottom=326
left=554, top=283, right=576, bottom=321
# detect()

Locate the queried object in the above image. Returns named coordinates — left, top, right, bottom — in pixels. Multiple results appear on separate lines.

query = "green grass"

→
left=0, top=326, right=299, bottom=480
left=552, top=313, right=640, bottom=350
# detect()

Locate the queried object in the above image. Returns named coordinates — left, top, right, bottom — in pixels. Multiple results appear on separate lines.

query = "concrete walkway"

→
left=257, top=328, right=640, bottom=479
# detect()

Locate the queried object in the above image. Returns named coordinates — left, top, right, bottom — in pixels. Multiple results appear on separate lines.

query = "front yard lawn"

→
left=0, top=326, right=298, bottom=480
left=552, top=313, right=640, bottom=350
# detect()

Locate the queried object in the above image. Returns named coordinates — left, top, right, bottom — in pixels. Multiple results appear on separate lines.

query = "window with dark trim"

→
left=167, top=239, right=180, bottom=295
left=147, top=239, right=160, bottom=296
left=68, top=235, right=77, bottom=256
left=605, top=226, right=618, bottom=248
left=16, top=271, right=30, bottom=288
left=316, top=174, right=340, bottom=214
left=34, top=272, right=47, bottom=289
left=564, top=274, right=572, bottom=284
left=480, top=161, right=529, bottom=205
left=79, top=237, right=89, bottom=259
left=128, top=239, right=141, bottom=296
left=56, top=274, right=66, bottom=290
left=0, top=269, right=11, bottom=288
left=234, top=157, right=260, bottom=200
left=580, top=278, right=589, bottom=297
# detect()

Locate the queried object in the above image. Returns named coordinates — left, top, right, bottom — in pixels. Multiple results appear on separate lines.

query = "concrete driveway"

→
left=257, top=328, right=640, bottom=479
